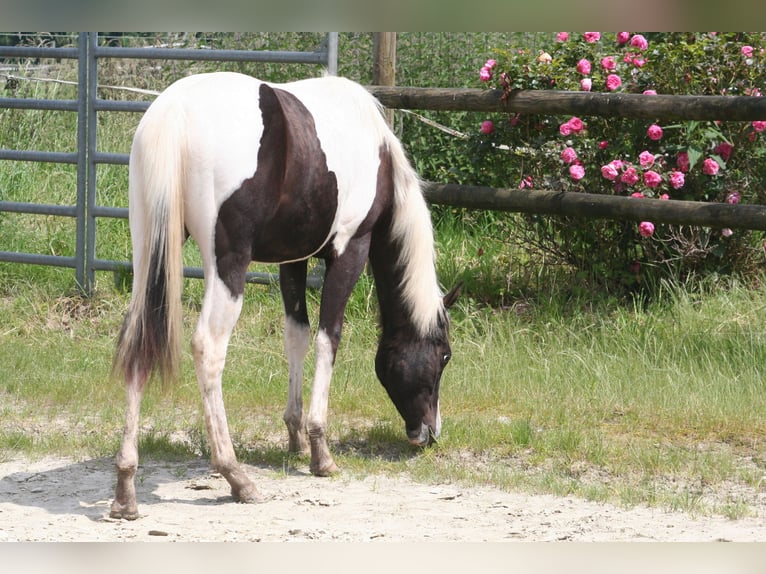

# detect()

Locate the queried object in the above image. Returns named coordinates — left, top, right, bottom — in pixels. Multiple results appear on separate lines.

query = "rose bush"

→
left=471, top=32, right=766, bottom=293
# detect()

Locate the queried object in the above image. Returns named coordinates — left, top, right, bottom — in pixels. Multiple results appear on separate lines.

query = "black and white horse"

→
left=110, top=72, right=458, bottom=519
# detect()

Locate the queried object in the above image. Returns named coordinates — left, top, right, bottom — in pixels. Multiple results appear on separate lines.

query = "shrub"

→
left=471, top=32, right=766, bottom=295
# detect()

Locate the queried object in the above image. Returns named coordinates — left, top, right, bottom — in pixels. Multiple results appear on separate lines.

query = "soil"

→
left=1, top=454, right=765, bottom=542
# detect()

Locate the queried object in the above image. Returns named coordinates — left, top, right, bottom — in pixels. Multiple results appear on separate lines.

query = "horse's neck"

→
left=369, top=220, right=416, bottom=337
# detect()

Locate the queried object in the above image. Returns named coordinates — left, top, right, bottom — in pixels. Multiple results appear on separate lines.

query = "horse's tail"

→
left=112, top=101, right=186, bottom=386
left=380, top=110, right=444, bottom=337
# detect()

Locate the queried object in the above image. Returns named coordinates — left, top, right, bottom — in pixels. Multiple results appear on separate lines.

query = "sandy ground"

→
left=1, top=454, right=765, bottom=542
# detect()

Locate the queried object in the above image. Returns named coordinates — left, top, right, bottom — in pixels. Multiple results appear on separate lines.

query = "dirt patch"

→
left=1, top=455, right=765, bottom=542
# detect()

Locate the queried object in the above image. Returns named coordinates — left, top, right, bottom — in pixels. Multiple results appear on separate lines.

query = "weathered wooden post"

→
left=372, top=32, right=397, bottom=128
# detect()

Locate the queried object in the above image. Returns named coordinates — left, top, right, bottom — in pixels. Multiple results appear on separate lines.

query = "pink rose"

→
left=480, top=120, right=494, bottom=134
left=677, top=151, right=690, bottom=172
left=561, top=147, right=578, bottom=164
left=647, top=124, right=664, bottom=141
left=660, top=194, right=670, bottom=200
left=559, top=122, right=572, bottom=136
left=601, top=162, right=620, bottom=181
left=616, top=32, right=630, bottom=45
left=631, top=192, right=646, bottom=198
left=702, top=157, right=720, bottom=176
left=485, top=59, right=497, bottom=69
left=669, top=170, right=685, bottom=190
left=726, top=191, right=741, bottom=204
left=569, top=164, right=585, bottom=180
left=630, top=34, right=648, bottom=50
left=576, top=58, right=592, bottom=75
left=633, top=56, right=647, bottom=67
left=638, top=150, right=655, bottom=167
left=479, top=66, right=492, bottom=82
left=643, top=89, right=657, bottom=95
left=638, top=221, right=655, bottom=237
left=606, top=74, right=622, bottom=91
left=714, top=142, right=733, bottom=162
left=580, top=78, right=592, bottom=91
left=567, top=117, right=584, bottom=133
left=742, top=45, right=754, bottom=58
left=752, top=121, right=766, bottom=132
left=518, top=176, right=534, bottom=189
left=621, top=167, right=640, bottom=186
left=643, top=170, right=662, bottom=188
left=600, top=56, right=616, bottom=71
left=722, top=228, right=734, bottom=238
left=598, top=140, right=609, bottom=150
left=556, top=32, right=569, bottom=42
left=584, top=32, right=601, bottom=43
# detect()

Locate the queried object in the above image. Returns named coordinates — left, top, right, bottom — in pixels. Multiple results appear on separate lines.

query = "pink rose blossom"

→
left=561, top=147, right=578, bottom=164
left=702, top=157, right=720, bottom=175
left=642, top=89, right=657, bottom=95
left=601, top=162, right=621, bottom=181
left=638, top=150, right=655, bottom=167
left=479, top=66, right=492, bottom=82
left=584, top=32, right=601, bottom=43
left=569, top=164, right=585, bottom=180
left=518, top=176, right=534, bottom=189
left=556, top=32, right=569, bottom=42
left=647, top=124, right=663, bottom=141
left=742, top=45, right=754, bottom=58
left=621, top=167, right=640, bottom=186
left=722, top=228, right=734, bottom=237
left=638, top=221, right=655, bottom=237
left=660, top=194, right=670, bottom=200
left=616, top=32, right=630, bottom=45
left=576, top=59, right=592, bottom=75
left=677, top=151, right=690, bottom=172
left=669, top=170, right=685, bottom=189
left=633, top=56, right=647, bottom=67
left=580, top=78, right=592, bottom=91
left=598, top=140, right=609, bottom=150
left=559, top=122, right=572, bottom=136
left=568, top=117, right=584, bottom=133
left=630, top=34, right=648, bottom=50
left=643, top=170, right=662, bottom=188
left=601, top=56, right=616, bottom=71
left=714, top=142, right=733, bottom=162
left=631, top=192, right=646, bottom=198
left=726, top=191, right=741, bottom=204
left=606, top=74, right=622, bottom=91
left=752, top=121, right=766, bottom=132
left=480, top=120, right=494, bottom=134
left=485, top=59, right=497, bottom=69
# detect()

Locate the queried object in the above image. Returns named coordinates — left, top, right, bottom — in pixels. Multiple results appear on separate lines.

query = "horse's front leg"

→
left=192, top=273, right=261, bottom=503
left=307, top=236, right=371, bottom=476
left=279, top=261, right=310, bottom=455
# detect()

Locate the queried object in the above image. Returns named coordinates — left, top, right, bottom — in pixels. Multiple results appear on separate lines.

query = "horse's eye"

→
left=442, top=353, right=451, bottom=365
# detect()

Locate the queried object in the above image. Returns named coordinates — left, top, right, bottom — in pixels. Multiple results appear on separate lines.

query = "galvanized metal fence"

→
left=0, top=32, right=338, bottom=294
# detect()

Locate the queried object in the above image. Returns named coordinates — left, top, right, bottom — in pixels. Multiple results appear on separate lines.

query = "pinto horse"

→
left=109, top=72, right=458, bottom=519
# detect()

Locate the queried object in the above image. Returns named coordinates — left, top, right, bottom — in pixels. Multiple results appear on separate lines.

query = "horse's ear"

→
left=443, top=281, right=462, bottom=309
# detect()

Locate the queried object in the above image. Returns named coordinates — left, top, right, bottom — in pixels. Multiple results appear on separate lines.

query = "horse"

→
left=109, top=72, right=459, bottom=519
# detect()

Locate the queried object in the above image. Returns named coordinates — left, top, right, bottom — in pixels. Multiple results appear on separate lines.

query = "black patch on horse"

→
left=215, top=83, right=339, bottom=296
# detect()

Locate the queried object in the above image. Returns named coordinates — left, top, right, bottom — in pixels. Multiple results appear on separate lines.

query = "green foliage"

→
left=468, top=32, right=766, bottom=298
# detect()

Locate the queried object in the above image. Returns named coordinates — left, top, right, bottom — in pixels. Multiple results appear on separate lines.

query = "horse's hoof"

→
left=310, top=461, right=339, bottom=477
left=109, top=504, right=140, bottom=521
left=232, top=482, right=265, bottom=504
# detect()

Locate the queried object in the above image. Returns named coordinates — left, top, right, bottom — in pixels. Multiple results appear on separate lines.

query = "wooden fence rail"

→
left=368, top=86, right=766, bottom=122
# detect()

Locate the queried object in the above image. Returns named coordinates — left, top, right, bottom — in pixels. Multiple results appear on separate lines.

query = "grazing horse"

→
left=110, top=72, right=458, bottom=520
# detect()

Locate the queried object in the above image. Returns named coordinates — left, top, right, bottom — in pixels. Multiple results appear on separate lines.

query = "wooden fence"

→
left=367, top=86, right=766, bottom=230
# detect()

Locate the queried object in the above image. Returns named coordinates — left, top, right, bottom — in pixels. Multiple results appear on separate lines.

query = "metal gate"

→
left=0, top=32, right=338, bottom=294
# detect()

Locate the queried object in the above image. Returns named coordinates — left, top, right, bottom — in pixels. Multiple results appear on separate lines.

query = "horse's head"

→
left=374, top=284, right=460, bottom=446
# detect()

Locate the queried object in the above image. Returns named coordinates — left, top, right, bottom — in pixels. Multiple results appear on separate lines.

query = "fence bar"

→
left=74, top=32, right=88, bottom=290
left=0, top=98, right=79, bottom=112
left=0, top=251, right=77, bottom=268
left=368, top=87, right=766, bottom=122
left=424, top=183, right=766, bottom=231
left=0, top=201, right=77, bottom=217
left=93, top=45, right=328, bottom=64
left=0, top=150, right=78, bottom=163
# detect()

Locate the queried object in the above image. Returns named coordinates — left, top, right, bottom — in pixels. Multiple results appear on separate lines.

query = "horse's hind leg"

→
left=110, top=370, right=148, bottom=519
left=192, top=273, right=261, bottom=503
left=280, top=261, right=310, bottom=455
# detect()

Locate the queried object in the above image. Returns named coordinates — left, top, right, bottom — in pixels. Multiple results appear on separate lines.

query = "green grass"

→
left=1, top=271, right=765, bottom=518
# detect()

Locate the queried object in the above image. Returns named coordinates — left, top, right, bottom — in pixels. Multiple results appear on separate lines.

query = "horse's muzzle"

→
left=407, top=422, right=440, bottom=447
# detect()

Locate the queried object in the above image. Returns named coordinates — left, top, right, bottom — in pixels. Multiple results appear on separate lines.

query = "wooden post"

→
left=373, top=32, right=397, bottom=127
